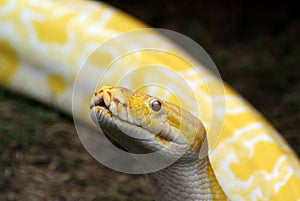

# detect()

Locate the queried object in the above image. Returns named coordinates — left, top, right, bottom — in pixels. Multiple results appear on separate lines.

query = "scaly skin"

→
left=1, top=0, right=300, bottom=200
left=90, top=85, right=228, bottom=201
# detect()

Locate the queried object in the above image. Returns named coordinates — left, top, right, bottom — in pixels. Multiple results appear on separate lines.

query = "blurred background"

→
left=0, top=0, right=299, bottom=200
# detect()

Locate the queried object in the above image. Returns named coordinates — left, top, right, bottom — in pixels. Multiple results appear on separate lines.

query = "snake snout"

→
left=90, top=89, right=113, bottom=111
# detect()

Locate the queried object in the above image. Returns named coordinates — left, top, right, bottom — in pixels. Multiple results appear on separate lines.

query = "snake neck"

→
left=146, top=156, right=228, bottom=201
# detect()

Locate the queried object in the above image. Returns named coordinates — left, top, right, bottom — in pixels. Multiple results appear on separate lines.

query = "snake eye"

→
left=150, top=99, right=162, bottom=112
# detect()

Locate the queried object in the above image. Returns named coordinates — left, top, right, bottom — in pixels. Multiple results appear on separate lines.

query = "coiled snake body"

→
left=1, top=0, right=300, bottom=200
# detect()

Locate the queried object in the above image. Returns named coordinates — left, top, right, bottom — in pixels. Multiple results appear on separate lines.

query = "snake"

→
left=1, top=0, right=300, bottom=200
left=89, top=85, right=228, bottom=200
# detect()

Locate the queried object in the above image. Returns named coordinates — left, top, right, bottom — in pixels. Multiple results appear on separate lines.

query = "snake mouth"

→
left=89, top=93, right=161, bottom=154
left=89, top=92, right=155, bottom=140
left=89, top=98, right=130, bottom=152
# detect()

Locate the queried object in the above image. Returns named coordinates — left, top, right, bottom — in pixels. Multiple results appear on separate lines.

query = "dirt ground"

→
left=0, top=1, right=299, bottom=201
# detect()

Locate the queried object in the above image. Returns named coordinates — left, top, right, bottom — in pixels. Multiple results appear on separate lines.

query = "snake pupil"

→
left=150, top=99, right=162, bottom=112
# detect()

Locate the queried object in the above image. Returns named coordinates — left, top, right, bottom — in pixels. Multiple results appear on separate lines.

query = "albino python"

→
left=90, top=85, right=228, bottom=200
left=1, top=0, right=300, bottom=200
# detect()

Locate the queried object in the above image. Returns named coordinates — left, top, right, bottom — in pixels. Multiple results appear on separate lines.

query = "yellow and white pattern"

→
left=0, top=0, right=300, bottom=200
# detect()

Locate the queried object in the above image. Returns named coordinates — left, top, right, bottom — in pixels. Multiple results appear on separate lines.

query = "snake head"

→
left=90, top=85, right=206, bottom=160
